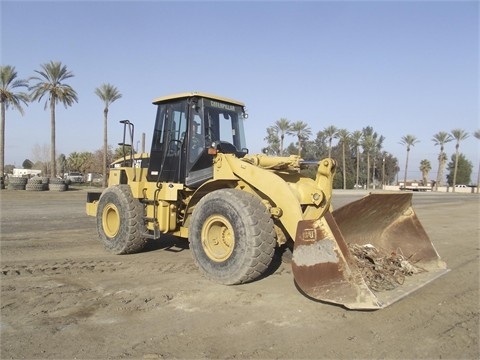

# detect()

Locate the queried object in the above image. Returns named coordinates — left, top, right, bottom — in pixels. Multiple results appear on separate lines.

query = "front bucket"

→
left=292, top=193, right=449, bottom=309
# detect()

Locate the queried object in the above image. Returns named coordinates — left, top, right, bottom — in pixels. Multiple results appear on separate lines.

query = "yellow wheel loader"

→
left=86, top=92, right=448, bottom=309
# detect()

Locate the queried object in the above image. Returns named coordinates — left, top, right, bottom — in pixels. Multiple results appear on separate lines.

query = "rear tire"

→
left=189, top=188, right=276, bottom=285
left=96, top=185, right=147, bottom=254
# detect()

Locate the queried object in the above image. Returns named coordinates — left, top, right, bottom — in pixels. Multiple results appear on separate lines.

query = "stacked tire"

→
left=40, top=177, right=50, bottom=186
left=48, top=178, right=68, bottom=192
left=7, top=177, right=28, bottom=190
left=26, top=177, right=48, bottom=191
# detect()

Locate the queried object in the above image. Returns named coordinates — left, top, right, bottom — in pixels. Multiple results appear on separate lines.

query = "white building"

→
left=12, top=168, right=42, bottom=177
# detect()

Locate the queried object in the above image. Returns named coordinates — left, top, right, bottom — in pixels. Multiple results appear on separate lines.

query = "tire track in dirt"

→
left=0, top=258, right=200, bottom=277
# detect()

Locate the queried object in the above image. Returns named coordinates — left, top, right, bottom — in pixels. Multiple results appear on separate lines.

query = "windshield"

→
left=203, top=98, right=247, bottom=151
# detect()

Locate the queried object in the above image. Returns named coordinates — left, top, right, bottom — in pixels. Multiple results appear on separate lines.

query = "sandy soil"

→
left=1, top=188, right=478, bottom=359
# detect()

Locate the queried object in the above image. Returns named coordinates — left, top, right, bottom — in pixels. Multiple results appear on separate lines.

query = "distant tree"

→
left=80, top=149, right=96, bottom=174
left=336, top=128, right=350, bottom=189
left=350, top=130, right=362, bottom=187
left=450, top=129, right=469, bottom=192
left=29, top=61, right=78, bottom=177
left=32, top=160, right=47, bottom=173
left=361, top=131, right=375, bottom=189
left=273, top=118, right=291, bottom=156
left=285, top=142, right=298, bottom=157
left=66, top=151, right=93, bottom=173
left=313, top=130, right=328, bottom=159
left=95, top=83, right=122, bottom=188
left=263, top=126, right=280, bottom=155
left=432, top=131, right=453, bottom=190
left=301, top=139, right=318, bottom=160
left=57, top=153, right=67, bottom=176
left=400, top=134, right=419, bottom=188
left=288, top=121, right=312, bottom=157
left=380, top=151, right=398, bottom=186
left=0, top=65, right=29, bottom=179
left=474, top=129, right=480, bottom=193
left=22, top=159, right=33, bottom=169
left=114, top=145, right=132, bottom=160
left=419, top=159, right=431, bottom=186
left=446, top=153, right=472, bottom=186
left=88, top=147, right=113, bottom=173
left=84, top=149, right=104, bottom=174
left=31, top=144, right=50, bottom=174
left=4, top=164, right=14, bottom=174
left=372, top=134, right=385, bottom=189
left=361, top=127, right=383, bottom=189
left=77, top=146, right=113, bottom=174
left=323, top=125, right=338, bottom=158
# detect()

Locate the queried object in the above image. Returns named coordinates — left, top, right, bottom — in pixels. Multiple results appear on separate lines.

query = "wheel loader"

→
left=86, top=92, right=449, bottom=309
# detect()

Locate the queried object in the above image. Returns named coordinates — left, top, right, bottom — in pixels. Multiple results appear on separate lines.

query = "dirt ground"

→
left=1, top=188, right=479, bottom=359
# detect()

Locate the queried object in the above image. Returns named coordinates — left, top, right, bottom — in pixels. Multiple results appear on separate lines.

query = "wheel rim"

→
left=102, top=203, right=120, bottom=238
left=201, top=215, right=235, bottom=262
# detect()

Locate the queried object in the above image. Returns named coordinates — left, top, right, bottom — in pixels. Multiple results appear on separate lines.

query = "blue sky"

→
left=1, top=0, right=479, bottom=181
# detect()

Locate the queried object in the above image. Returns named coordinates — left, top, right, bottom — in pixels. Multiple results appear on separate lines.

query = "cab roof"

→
left=152, top=92, right=245, bottom=106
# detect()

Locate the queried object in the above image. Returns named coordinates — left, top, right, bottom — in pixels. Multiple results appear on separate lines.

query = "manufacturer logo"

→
left=302, top=228, right=316, bottom=241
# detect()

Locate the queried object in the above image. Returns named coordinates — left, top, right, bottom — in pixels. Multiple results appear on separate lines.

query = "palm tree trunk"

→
left=452, top=147, right=459, bottom=192
left=435, top=151, right=442, bottom=191
left=0, top=102, right=5, bottom=183
left=342, top=142, right=346, bottom=189
left=356, top=147, right=360, bottom=187
left=476, top=160, right=480, bottom=194
left=403, top=150, right=410, bottom=189
left=437, top=153, right=446, bottom=191
left=366, top=153, right=371, bottom=189
left=50, top=99, right=56, bottom=178
left=103, top=108, right=108, bottom=188
left=280, top=134, right=284, bottom=156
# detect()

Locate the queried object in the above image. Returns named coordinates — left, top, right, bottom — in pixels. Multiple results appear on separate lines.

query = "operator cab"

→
left=147, top=92, right=248, bottom=187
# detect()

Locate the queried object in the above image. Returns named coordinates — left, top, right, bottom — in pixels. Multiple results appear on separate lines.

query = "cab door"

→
left=147, top=100, right=188, bottom=183
left=184, top=98, right=214, bottom=187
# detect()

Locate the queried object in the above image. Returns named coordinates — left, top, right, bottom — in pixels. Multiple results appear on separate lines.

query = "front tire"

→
left=96, top=185, right=147, bottom=254
left=189, top=189, right=276, bottom=285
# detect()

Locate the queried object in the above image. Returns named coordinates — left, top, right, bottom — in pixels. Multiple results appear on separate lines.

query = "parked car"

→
left=65, top=172, right=84, bottom=183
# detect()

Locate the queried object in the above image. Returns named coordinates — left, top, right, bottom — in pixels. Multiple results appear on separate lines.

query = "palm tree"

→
left=400, top=134, right=419, bottom=189
left=29, top=61, right=78, bottom=177
left=361, top=132, right=375, bottom=189
left=0, top=65, right=29, bottom=182
left=474, top=130, right=480, bottom=194
left=361, top=127, right=383, bottom=189
left=350, top=130, right=362, bottom=188
left=273, top=118, right=290, bottom=156
left=419, top=159, right=431, bottom=187
left=95, top=83, right=122, bottom=187
left=323, top=125, right=338, bottom=158
left=336, top=129, right=350, bottom=189
left=288, top=121, right=312, bottom=157
left=432, top=131, right=453, bottom=190
left=450, top=128, right=469, bottom=192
